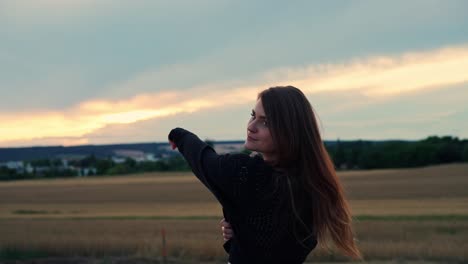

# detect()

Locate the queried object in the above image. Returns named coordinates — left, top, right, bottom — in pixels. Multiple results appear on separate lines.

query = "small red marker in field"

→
left=161, top=228, right=167, bottom=263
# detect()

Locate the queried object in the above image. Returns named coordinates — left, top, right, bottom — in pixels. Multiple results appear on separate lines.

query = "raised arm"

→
left=168, top=127, right=256, bottom=208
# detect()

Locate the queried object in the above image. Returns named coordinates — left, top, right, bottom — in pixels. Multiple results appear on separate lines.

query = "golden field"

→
left=1, top=163, right=468, bottom=263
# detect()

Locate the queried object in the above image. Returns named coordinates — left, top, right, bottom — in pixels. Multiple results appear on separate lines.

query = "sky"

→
left=1, top=0, right=468, bottom=147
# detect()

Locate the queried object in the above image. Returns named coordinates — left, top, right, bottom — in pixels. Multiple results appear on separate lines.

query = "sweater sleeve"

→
left=168, top=127, right=263, bottom=209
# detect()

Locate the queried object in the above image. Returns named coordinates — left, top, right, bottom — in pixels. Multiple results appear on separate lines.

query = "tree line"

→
left=1, top=136, right=467, bottom=181
left=0, top=155, right=190, bottom=181
left=328, top=136, right=468, bottom=169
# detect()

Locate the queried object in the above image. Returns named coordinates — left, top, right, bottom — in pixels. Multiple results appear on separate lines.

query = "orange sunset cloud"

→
left=1, top=44, right=467, bottom=146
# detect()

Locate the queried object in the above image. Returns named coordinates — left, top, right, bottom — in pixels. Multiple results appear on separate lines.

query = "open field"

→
left=1, top=163, right=468, bottom=262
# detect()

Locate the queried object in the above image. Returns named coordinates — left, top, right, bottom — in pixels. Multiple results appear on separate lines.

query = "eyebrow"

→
left=252, top=109, right=266, bottom=119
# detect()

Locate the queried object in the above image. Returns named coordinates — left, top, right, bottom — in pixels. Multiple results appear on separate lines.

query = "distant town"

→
left=0, top=140, right=245, bottom=180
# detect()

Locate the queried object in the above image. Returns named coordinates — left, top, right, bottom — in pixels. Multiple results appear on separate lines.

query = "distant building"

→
left=214, top=142, right=245, bottom=154
left=145, top=153, right=158, bottom=161
left=4, top=161, right=24, bottom=170
left=0, top=161, right=33, bottom=174
left=111, top=157, right=126, bottom=164
left=113, top=149, right=156, bottom=162
left=56, top=154, right=88, bottom=168
left=77, top=167, right=97, bottom=177
left=24, top=163, right=34, bottom=174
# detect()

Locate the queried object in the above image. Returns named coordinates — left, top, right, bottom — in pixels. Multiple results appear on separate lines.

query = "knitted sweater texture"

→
left=169, top=128, right=317, bottom=264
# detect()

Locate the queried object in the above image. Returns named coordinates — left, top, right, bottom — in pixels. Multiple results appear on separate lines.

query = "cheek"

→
left=260, top=130, right=275, bottom=150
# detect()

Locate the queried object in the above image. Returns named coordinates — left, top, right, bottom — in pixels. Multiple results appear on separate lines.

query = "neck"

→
left=262, top=152, right=277, bottom=165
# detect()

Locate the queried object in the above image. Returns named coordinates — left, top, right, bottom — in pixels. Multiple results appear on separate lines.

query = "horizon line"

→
left=0, top=135, right=464, bottom=149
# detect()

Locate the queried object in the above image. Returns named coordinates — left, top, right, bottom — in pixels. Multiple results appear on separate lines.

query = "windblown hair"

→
left=259, top=86, right=362, bottom=260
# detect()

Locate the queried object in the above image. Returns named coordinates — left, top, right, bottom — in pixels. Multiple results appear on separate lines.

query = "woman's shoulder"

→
left=226, top=152, right=261, bottom=160
left=223, top=152, right=270, bottom=172
left=227, top=153, right=277, bottom=190
left=222, top=153, right=277, bottom=206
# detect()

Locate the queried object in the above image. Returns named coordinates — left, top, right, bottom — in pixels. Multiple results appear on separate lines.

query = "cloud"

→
left=0, top=136, right=91, bottom=148
left=1, top=44, right=468, bottom=146
left=0, top=85, right=260, bottom=145
left=268, top=44, right=468, bottom=97
left=317, top=83, right=468, bottom=140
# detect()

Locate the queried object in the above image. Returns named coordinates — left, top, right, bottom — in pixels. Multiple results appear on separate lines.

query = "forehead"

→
left=254, top=99, right=265, bottom=112
left=253, top=99, right=266, bottom=117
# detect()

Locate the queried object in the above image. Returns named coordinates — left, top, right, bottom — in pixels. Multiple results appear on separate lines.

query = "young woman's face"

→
left=244, top=99, right=276, bottom=159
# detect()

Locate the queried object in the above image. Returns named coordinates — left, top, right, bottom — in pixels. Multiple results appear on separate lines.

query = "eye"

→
left=262, top=120, right=268, bottom=127
left=250, top=111, right=255, bottom=119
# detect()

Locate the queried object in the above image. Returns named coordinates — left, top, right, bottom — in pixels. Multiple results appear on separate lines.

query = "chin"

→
left=244, top=141, right=255, bottom=151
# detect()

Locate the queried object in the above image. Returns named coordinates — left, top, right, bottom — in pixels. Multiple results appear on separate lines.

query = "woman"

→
left=168, top=86, right=361, bottom=263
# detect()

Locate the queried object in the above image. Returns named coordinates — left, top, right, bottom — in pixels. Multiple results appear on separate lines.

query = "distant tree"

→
left=139, top=160, right=169, bottom=171
left=462, top=144, right=468, bottom=162
left=0, top=166, right=16, bottom=180
left=50, top=159, right=62, bottom=167
left=154, top=160, right=170, bottom=171
left=333, top=139, right=346, bottom=169
left=358, top=148, right=384, bottom=169
left=166, top=155, right=190, bottom=171
left=124, top=158, right=137, bottom=169
left=30, top=159, right=51, bottom=167
left=106, top=164, right=132, bottom=175
left=95, top=159, right=114, bottom=175
left=80, top=154, right=98, bottom=167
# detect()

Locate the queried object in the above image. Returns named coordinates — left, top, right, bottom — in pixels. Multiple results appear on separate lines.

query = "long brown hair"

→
left=259, top=86, right=362, bottom=260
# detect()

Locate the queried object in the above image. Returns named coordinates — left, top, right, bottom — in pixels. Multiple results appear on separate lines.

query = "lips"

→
left=247, top=135, right=257, bottom=141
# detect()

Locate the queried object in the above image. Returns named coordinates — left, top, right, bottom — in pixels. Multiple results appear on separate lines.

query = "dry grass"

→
left=1, top=163, right=468, bottom=262
left=1, top=219, right=467, bottom=262
left=0, top=219, right=226, bottom=260
left=350, top=198, right=468, bottom=215
left=340, top=163, right=468, bottom=200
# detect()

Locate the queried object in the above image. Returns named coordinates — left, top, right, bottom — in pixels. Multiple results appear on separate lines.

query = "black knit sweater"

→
left=169, top=128, right=317, bottom=264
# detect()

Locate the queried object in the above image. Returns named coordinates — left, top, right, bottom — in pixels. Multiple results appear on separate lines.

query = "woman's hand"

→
left=220, top=218, right=234, bottom=241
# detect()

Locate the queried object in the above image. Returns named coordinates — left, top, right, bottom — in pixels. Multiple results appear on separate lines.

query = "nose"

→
left=247, top=120, right=257, bottom=133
